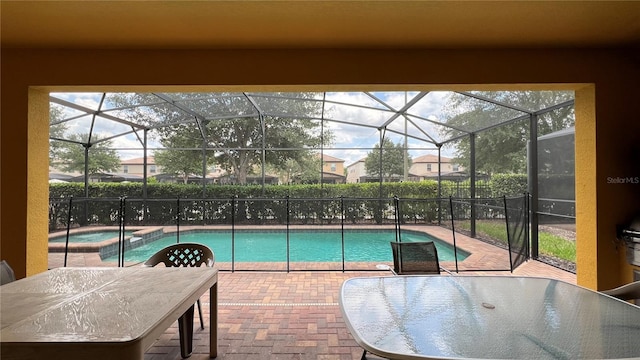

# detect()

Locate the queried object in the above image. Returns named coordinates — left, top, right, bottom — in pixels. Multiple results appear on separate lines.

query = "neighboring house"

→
left=119, top=156, right=162, bottom=177
left=346, top=154, right=465, bottom=183
left=154, top=173, right=205, bottom=184
left=321, top=154, right=346, bottom=184
left=48, top=166, right=82, bottom=181
left=154, top=164, right=226, bottom=184
left=345, top=157, right=419, bottom=183
left=409, top=154, right=463, bottom=180
left=285, top=153, right=347, bottom=184
left=215, top=153, right=346, bottom=185
left=346, top=159, right=366, bottom=183
left=48, top=172, right=75, bottom=183
left=206, top=166, right=226, bottom=184
left=69, top=172, right=144, bottom=183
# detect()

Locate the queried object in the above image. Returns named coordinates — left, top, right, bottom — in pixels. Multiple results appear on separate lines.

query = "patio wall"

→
left=2, top=48, right=639, bottom=290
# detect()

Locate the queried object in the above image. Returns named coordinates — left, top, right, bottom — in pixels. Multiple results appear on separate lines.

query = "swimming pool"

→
left=105, top=229, right=469, bottom=263
left=49, top=231, right=134, bottom=243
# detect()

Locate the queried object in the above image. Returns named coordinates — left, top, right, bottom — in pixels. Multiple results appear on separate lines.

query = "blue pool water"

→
left=106, top=230, right=468, bottom=263
left=49, top=231, right=134, bottom=243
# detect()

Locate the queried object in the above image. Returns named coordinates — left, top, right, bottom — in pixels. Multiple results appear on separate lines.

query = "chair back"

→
left=144, top=243, right=214, bottom=268
left=390, top=241, right=440, bottom=275
left=1, top=260, right=16, bottom=285
left=602, top=280, right=640, bottom=301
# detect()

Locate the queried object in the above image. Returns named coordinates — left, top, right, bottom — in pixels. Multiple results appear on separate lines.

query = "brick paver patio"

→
left=47, top=225, right=576, bottom=359
left=144, top=261, right=575, bottom=360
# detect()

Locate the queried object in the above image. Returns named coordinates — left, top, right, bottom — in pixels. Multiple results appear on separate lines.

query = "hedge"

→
left=49, top=176, right=529, bottom=229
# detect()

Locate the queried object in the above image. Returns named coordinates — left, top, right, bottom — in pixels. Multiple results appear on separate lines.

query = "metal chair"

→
left=1, top=260, right=16, bottom=285
left=144, top=243, right=214, bottom=358
left=602, top=280, right=640, bottom=301
left=390, top=241, right=441, bottom=275
left=361, top=242, right=443, bottom=360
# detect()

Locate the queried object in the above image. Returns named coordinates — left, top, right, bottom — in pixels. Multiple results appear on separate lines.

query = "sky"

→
left=50, top=91, right=459, bottom=167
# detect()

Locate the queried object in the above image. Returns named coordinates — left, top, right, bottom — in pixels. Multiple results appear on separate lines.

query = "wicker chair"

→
left=390, top=241, right=441, bottom=275
left=144, top=243, right=214, bottom=358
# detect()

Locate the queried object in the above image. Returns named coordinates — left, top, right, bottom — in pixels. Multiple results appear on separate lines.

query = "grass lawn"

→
left=455, top=220, right=576, bottom=263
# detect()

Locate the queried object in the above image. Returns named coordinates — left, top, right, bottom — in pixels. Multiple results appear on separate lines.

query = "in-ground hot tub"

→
left=48, top=226, right=164, bottom=258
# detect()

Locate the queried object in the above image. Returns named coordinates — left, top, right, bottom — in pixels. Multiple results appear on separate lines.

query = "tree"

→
left=110, top=92, right=331, bottom=184
left=291, top=155, right=322, bottom=184
left=441, top=91, right=574, bottom=175
left=49, top=105, right=67, bottom=164
left=154, top=123, right=215, bottom=184
left=269, top=155, right=323, bottom=184
left=58, top=133, right=121, bottom=175
left=364, top=138, right=412, bottom=181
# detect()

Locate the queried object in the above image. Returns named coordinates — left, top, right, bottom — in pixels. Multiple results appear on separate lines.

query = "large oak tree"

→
left=441, top=91, right=574, bottom=175
left=111, top=93, right=330, bottom=184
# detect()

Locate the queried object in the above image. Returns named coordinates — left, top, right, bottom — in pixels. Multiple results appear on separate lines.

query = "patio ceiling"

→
left=2, top=2, right=639, bottom=50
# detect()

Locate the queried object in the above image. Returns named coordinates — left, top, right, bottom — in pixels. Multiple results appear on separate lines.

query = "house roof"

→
left=69, top=173, right=144, bottom=182
left=321, top=172, right=346, bottom=179
left=120, top=156, right=156, bottom=165
left=346, top=158, right=366, bottom=168
left=321, top=154, right=344, bottom=163
left=49, top=173, right=74, bottom=181
left=412, top=154, right=453, bottom=163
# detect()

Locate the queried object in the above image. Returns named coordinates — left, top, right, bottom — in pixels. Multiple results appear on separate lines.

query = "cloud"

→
left=320, top=91, right=450, bottom=163
left=50, top=91, right=456, bottom=164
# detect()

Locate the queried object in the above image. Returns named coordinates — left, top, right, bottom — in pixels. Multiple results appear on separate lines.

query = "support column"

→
left=529, top=114, right=539, bottom=258
left=26, top=89, right=50, bottom=276
left=260, top=114, right=266, bottom=196
left=575, top=85, right=598, bottom=289
left=470, top=133, right=476, bottom=238
left=143, top=130, right=148, bottom=199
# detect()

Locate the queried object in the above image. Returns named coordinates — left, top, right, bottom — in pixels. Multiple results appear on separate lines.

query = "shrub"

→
left=490, top=174, right=528, bottom=197
left=49, top=177, right=532, bottom=228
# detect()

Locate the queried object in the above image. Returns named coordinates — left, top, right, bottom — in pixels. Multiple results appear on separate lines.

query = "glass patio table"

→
left=0, top=267, right=218, bottom=360
left=340, top=275, right=640, bottom=359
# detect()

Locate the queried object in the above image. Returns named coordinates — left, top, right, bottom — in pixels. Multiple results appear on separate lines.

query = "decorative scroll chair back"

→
left=1, top=260, right=16, bottom=285
left=144, top=243, right=214, bottom=268
left=390, top=241, right=440, bottom=275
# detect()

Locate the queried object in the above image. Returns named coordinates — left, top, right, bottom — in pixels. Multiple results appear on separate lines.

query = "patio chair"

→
left=601, top=280, right=640, bottom=301
left=361, top=242, right=443, bottom=360
left=144, top=243, right=214, bottom=358
left=390, top=241, right=441, bottom=275
left=1, top=260, right=16, bottom=285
